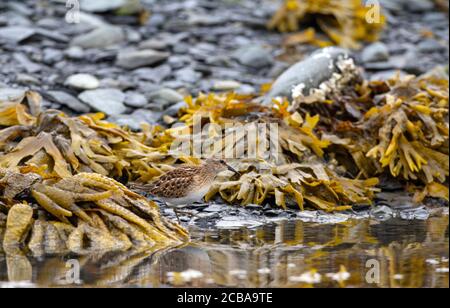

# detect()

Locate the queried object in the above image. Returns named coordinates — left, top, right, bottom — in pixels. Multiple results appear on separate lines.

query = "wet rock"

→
left=418, top=39, right=446, bottom=53
left=12, top=53, right=41, bottom=73
left=423, top=12, right=448, bottom=23
left=36, top=18, right=60, bottom=29
left=65, top=73, right=100, bottom=90
left=296, top=211, right=350, bottom=224
left=361, top=42, right=390, bottom=63
left=0, top=26, right=34, bottom=43
left=47, top=91, right=91, bottom=113
left=98, top=77, right=133, bottom=90
left=370, top=206, right=395, bottom=222
left=148, top=13, right=165, bottom=28
left=16, top=73, right=39, bottom=85
left=399, top=207, right=430, bottom=221
left=108, top=114, right=143, bottom=130
left=0, top=88, right=26, bottom=101
left=148, top=88, right=184, bottom=105
left=79, top=0, right=128, bottom=12
left=233, top=45, right=272, bottom=68
left=125, top=29, right=141, bottom=43
left=379, top=0, right=404, bottom=12
left=236, top=84, right=256, bottom=94
left=116, top=49, right=170, bottom=69
left=263, top=47, right=351, bottom=104
left=212, top=80, right=242, bottom=91
left=407, top=0, right=434, bottom=12
left=203, top=204, right=228, bottom=213
left=6, top=2, right=33, bottom=16
left=133, top=65, right=172, bottom=83
left=64, top=46, right=85, bottom=60
left=78, top=88, right=126, bottom=116
left=139, top=38, right=170, bottom=51
left=401, top=50, right=426, bottom=74
left=42, top=48, right=63, bottom=64
left=368, top=46, right=433, bottom=75
left=163, top=80, right=185, bottom=90
left=124, top=91, right=147, bottom=108
left=168, top=55, right=191, bottom=69
left=77, top=12, right=108, bottom=28
left=163, top=101, right=188, bottom=117
left=130, top=108, right=163, bottom=124
left=71, top=26, right=125, bottom=48
left=174, top=67, right=202, bottom=83
left=215, top=216, right=264, bottom=229
left=35, top=28, right=69, bottom=43
left=187, top=14, right=227, bottom=26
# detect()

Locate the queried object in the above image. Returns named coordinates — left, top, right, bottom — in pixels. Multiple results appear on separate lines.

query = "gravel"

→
left=0, top=0, right=447, bottom=124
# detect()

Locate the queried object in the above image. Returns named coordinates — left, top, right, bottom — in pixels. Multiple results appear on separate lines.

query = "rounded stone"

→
left=65, top=73, right=100, bottom=90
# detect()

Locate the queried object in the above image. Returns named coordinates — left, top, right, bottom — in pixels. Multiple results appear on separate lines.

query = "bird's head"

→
left=205, top=158, right=239, bottom=174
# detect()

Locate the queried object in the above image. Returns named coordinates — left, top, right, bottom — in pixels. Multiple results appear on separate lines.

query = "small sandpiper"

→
left=132, top=159, right=238, bottom=222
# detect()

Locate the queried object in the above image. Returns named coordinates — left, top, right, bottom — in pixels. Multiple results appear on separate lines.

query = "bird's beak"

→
left=226, top=163, right=239, bottom=175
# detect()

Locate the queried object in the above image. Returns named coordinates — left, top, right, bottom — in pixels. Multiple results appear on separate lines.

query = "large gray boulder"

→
left=263, top=47, right=352, bottom=105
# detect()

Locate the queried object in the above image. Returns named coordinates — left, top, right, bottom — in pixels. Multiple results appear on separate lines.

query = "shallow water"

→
left=0, top=213, right=448, bottom=288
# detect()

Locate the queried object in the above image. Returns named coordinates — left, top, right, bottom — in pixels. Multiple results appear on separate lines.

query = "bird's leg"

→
left=173, top=207, right=181, bottom=224
left=173, top=205, right=200, bottom=223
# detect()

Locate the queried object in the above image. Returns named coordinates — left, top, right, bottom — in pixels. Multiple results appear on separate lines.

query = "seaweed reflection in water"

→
left=0, top=215, right=448, bottom=288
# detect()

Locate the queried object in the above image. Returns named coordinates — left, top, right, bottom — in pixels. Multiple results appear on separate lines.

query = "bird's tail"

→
left=127, top=182, right=152, bottom=194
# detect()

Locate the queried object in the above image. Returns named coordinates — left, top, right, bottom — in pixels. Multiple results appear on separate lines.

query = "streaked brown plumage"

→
left=131, top=159, right=237, bottom=209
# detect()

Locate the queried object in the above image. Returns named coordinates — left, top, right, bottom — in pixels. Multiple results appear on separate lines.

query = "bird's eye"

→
left=220, top=160, right=225, bottom=164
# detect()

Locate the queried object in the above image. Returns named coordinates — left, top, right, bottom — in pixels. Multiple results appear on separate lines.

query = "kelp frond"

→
left=362, top=75, right=449, bottom=184
left=0, top=169, right=188, bottom=256
left=206, top=162, right=378, bottom=212
left=268, top=0, right=385, bottom=49
left=0, top=96, right=174, bottom=181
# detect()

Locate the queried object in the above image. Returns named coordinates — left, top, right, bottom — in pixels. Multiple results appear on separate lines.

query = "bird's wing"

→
left=146, top=166, right=200, bottom=198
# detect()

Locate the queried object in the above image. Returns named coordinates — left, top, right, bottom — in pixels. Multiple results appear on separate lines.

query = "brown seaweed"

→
left=268, top=0, right=385, bottom=49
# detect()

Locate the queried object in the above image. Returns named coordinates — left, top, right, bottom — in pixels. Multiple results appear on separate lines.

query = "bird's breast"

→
left=162, top=184, right=212, bottom=206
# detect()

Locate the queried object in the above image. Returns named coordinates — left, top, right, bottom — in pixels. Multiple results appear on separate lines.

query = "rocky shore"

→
left=1, top=0, right=448, bottom=130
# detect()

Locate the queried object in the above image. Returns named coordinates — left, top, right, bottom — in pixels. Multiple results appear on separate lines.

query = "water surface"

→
left=1, top=213, right=448, bottom=288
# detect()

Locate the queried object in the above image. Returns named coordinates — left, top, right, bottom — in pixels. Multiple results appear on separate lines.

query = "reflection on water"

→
left=0, top=215, right=448, bottom=288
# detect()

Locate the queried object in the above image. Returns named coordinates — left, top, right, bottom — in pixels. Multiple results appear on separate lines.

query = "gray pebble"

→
left=71, top=26, right=125, bottom=48
left=0, top=26, right=35, bottom=43
left=78, top=88, right=126, bottom=116
left=47, top=90, right=91, bottom=113
left=66, top=73, right=100, bottom=90
left=124, top=91, right=148, bottom=108
left=148, top=88, right=184, bottom=104
left=233, top=44, right=273, bottom=68
left=362, top=42, right=390, bottom=63
left=418, top=39, right=446, bottom=53
left=116, top=49, right=170, bottom=69
left=174, top=67, right=201, bottom=83
left=0, top=87, right=26, bottom=101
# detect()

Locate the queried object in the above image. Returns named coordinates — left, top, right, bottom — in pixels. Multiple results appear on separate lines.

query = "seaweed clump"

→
left=0, top=92, right=188, bottom=256
left=363, top=76, right=448, bottom=185
left=1, top=70, right=447, bottom=228
left=268, top=0, right=385, bottom=49
left=0, top=169, right=188, bottom=256
left=0, top=93, right=177, bottom=181
left=168, top=93, right=379, bottom=211
left=289, top=72, right=449, bottom=203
